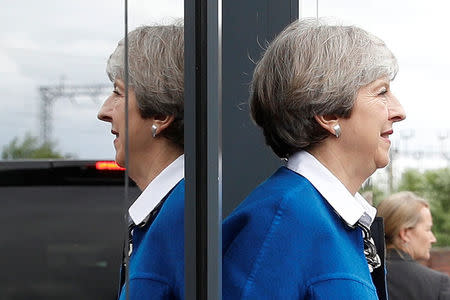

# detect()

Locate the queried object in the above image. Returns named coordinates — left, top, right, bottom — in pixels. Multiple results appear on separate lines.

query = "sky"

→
left=1, top=0, right=449, bottom=169
left=0, top=0, right=183, bottom=159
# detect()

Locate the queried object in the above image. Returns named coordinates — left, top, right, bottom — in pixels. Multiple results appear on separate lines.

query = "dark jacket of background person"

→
left=386, top=248, right=450, bottom=300
left=370, top=217, right=389, bottom=300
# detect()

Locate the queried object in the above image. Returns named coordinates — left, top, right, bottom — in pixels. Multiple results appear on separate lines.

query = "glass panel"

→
left=0, top=1, right=182, bottom=300
left=0, top=1, right=183, bottom=161
left=1, top=1, right=122, bottom=160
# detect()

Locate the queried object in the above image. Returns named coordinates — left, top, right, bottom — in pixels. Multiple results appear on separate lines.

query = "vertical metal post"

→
left=123, top=1, right=130, bottom=300
left=184, top=0, right=222, bottom=298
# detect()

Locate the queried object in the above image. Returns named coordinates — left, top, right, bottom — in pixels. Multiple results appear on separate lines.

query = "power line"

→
left=38, top=83, right=110, bottom=144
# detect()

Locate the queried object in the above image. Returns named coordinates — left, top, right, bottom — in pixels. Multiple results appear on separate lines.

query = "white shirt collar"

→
left=128, top=154, right=184, bottom=225
left=286, top=151, right=376, bottom=227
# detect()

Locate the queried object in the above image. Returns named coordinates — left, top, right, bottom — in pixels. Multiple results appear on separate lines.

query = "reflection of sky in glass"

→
left=0, top=0, right=183, bottom=159
left=1, top=0, right=448, bottom=163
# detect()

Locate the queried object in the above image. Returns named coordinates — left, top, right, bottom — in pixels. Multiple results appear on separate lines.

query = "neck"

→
left=129, top=141, right=183, bottom=191
left=308, top=139, right=372, bottom=195
left=389, top=243, right=413, bottom=258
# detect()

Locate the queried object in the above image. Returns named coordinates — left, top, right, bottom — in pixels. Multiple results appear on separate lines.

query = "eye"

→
left=113, top=87, right=121, bottom=96
left=378, top=87, right=388, bottom=96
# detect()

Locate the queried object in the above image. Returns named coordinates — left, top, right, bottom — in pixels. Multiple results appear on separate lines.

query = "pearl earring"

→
left=152, top=124, right=158, bottom=138
left=333, top=124, right=341, bottom=138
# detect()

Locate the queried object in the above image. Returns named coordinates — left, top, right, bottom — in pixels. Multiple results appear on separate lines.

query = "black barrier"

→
left=0, top=161, right=140, bottom=300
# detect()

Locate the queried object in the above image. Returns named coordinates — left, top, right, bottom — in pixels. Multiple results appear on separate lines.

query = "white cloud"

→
left=0, top=50, right=20, bottom=74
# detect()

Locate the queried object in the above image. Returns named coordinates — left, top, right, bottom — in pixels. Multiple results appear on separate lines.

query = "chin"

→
left=115, top=153, right=125, bottom=168
left=375, top=153, right=390, bottom=169
left=376, top=161, right=389, bottom=169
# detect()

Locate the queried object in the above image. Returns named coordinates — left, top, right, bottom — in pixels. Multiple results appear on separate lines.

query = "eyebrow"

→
left=372, top=79, right=390, bottom=91
left=377, top=77, right=389, bottom=84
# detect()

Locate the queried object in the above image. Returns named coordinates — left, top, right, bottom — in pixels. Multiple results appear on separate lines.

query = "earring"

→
left=333, top=124, right=341, bottom=138
left=152, top=124, right=158, bottom=138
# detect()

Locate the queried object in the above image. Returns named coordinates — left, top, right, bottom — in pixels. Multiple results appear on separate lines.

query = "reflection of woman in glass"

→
left=377, top=191, right=450, bottom=300
left=222, top=19, right=405, bottom=299
left=97, top=24, right=185, bottom=299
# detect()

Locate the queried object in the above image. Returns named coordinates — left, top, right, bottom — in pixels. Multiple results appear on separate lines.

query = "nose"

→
left=97, top=95, right=113, bottom=122
left=431, top=231, right=437, bottom=244
left=388, top=93, right=406, bottom=123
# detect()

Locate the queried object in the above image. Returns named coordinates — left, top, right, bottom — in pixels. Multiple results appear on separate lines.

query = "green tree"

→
left=423, top=169, right=450, bottom=246
left=1, top=133, right=71, bottom=159
left=397, top=168, right=427, bottom=194
left=397, top=168, right=450, bottom=247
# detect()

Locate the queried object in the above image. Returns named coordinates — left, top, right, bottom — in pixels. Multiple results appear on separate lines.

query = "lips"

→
left=111, top=129, right=119, bottom=146
left=380, top=129, right=393, bottom=138
left=111, top=129, right=119, bottom=137
left=381, top=129, right=394, bottom=138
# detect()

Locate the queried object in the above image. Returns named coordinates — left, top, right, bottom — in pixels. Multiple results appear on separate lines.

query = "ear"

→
left=398, top=227, right=411, bottom=244
left=314, top=115, right=340, bottom=136
left=152, top=115, right=175, bottom=136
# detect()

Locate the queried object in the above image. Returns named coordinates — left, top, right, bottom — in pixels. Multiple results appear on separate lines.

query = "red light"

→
left=95, top=161, right=125, bottom=171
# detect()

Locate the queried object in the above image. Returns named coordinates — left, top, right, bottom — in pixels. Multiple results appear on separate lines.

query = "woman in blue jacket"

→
left=223, top=18, right=406, bottom=299
left=98, top=24, right=185, bottom=299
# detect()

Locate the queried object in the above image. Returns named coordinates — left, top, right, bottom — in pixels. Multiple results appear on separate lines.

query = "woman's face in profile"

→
left=406, top=206, right=437, bottom=260
left=338, top=77, right=406, bottom=173
left=97, top=79, right=154, bottom=168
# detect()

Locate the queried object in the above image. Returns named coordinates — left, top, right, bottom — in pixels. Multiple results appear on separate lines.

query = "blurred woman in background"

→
left=377, top=191, right=450, bottom=300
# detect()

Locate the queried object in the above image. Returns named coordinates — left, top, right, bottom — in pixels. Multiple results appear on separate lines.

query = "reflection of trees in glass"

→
left=1, top=132, right=72, bottom=159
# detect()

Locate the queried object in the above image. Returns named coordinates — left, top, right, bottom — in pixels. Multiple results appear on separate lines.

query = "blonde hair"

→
left=377, top=191, right=429, bottom=249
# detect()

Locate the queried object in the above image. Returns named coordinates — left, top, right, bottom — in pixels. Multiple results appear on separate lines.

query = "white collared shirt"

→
left=128, top=154, right=184, bottom=226
left=286, top=151, right=376, bottom=228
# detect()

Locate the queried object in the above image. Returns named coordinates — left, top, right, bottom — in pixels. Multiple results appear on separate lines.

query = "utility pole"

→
left=386, top=129, right=414, bottom=193
left=38, top=83, right=110, bottom=144
left=387, top=146, right=395, bottom=194
left=438, top=130, right=450, bottom=166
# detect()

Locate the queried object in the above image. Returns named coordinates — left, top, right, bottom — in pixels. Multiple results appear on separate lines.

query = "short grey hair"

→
left=106, top=21, right=184, bottom=148
left=250, top=18, right=398, bottom=158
